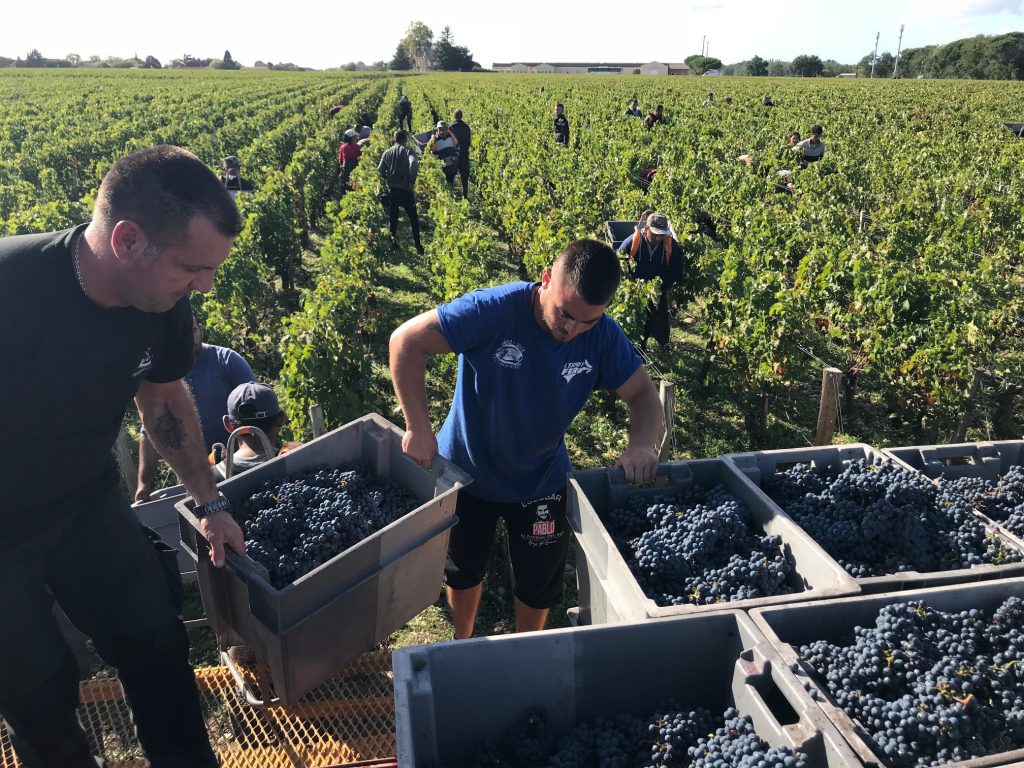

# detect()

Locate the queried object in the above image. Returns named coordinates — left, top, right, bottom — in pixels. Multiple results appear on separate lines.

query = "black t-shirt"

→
left=553, top=115, right=570, bottom=145
left=0, top=224, right=193, bottom=517
left=449, top=120, right=471, bottom=157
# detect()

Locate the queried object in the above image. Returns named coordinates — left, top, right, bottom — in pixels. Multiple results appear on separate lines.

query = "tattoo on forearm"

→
left=152, top=406, right=187, bottom=451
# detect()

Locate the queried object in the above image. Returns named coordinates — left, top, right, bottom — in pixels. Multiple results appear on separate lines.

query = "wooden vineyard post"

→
left=113, top=427, right=136, bottom=491
left=952, top=369, right=984, bottom=443
left=309, top=404, right=327, bottom=439
left=815, top=368, right=844, bottom=445
left=658, top=380, right=676, bottom=461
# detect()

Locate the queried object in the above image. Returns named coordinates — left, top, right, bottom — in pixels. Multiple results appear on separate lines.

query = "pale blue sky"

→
left=3, top=0, right=1022, bottom=70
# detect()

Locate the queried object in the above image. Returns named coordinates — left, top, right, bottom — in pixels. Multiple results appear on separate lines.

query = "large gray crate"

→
left=176, top=413, right=471, bottom=705
left=751, top=578, right=1024, bottom=768
left=727, top=444, right=1024, bottom=592
left=394, top=610, right=861, bottom=767
left=569, top=459, right=860, bottom=625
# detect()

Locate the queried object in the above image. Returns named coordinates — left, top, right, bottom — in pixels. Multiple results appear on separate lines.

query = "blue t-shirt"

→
left=437, top=282, right=642, bottom=503
left=186, top=344, right=256, bottom=449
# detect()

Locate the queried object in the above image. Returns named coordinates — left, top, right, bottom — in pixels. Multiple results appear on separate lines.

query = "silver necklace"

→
left=73, top=231, right=88, bottom=295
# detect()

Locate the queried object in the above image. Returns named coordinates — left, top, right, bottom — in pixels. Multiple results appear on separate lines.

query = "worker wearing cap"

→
left=619, top=212, right=688, bottom=347
left=390, top=239, right=663, bottom=639
left=0, top=145, right=243, bottom=767
left=215, top=382, right=298, bottom=479
left=428, top=120, right=460, bottom=188
left=338, top=128, right=363, bottom=188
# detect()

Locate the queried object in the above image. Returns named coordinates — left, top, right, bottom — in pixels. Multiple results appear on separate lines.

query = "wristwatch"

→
left=194, top=492, right=231, bottom=519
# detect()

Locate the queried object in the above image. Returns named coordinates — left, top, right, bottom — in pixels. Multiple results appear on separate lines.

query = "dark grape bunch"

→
left=800, top=597, right=1024, bottom=767
left=432, top=703, right=809, bottom=768
left=764, top=460, right=1021, bottom=578
left=938, top=464, right=1024, bottom=539
left=236, top=465, right=419, bottom=588
left=605, top=485, right=796, bottom=607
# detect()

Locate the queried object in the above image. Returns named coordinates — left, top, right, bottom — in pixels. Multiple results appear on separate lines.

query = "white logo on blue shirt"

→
left=561, top=359, right=593, bottom=383
left=495, top=340, right=525, bottom=369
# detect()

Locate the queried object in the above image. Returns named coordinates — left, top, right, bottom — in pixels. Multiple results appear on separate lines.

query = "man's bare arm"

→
left=614, top=367, right=664, bottom=484
left=136, top=379, right=244, bottom=566
left=389, top=309, right=453, bottom=468
left=135, top=433, right=161, bottom=503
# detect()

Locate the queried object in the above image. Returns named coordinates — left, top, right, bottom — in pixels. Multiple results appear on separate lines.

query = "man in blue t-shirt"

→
left=135, top=312, right=255, bottom=502
left=390, top=239, right=663, bottom=638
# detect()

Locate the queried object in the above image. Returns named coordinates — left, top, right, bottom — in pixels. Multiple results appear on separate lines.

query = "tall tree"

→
left=26, top=49, right=44, bottom=66
left=402, top=21, right=433, bottom=63
left=390, top=43, right=413, bottom=71
left=143, top=55, right=162, bottom=69
left=748, top=55, right=768, bottom=76
left=66, top=53, right=81, bottom=66
left=431, top=26, right=476, bottom=71
left=685, top=55, right=723, bottom=74
left=792, top=54, right=824, bottom=77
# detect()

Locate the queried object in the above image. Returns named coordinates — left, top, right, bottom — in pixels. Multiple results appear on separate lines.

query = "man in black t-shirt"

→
left=0, top=145, right=244, bottom=768
left=449, top=109, right=472, bottom=198
left=553, top=102, right=570, bottom=147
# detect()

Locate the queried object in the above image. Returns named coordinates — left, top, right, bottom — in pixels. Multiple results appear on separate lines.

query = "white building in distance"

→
left=492, top=61, right=692, bottom=75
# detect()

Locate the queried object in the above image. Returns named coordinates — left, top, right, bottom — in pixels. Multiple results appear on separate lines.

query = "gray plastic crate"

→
left=727, top=444, right=1024, bottom=592
left=884, top=440, right=1024, bottom=552
left=176, top=413, right=471, bottom=705
left=1002, top=122, right=1024, bottom=137
left=569, top=459, right=860, bottom=625
left=394, top=610, right=861, bottom=767
left=133, top=492, right=196, bottom=581
left=751, top=578, right=1024, bottom=768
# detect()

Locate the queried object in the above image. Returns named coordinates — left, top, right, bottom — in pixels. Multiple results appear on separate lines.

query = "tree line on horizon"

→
left=2, top=31, right=1021, bottom=78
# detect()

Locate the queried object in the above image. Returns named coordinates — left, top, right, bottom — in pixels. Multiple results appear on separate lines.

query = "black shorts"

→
left=445, top=488, right=570, bottom=609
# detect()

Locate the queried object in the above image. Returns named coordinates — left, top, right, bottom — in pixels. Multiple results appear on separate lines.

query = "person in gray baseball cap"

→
left=618, top=211, right=691, bottom=348
left=215, top=382, right=299, bottom=478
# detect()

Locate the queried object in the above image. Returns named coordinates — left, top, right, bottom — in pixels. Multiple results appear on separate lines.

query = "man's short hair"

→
left=809, top=124, right=823, bottom=136
left=453, top=109, right=463, bottom=120
left=94, top=145, right=241, bottom=249
left=554, top=239, right=621, bottom=307
left=394, top=130, right=407, bottom=144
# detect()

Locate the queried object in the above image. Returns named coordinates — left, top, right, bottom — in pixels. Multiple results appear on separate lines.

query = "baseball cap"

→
left=343, top=129, right=358, bottom=140
left=228, top=382, right=280, bottom=423
left=646, top=212, right=671, bottom=235
left=222, top=156, right=240, bottom=170
left=436, top=120, right=448, bottom=129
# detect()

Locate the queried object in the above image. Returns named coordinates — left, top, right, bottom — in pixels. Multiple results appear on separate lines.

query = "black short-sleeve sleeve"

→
left=145, top=298, right=194, bottom=383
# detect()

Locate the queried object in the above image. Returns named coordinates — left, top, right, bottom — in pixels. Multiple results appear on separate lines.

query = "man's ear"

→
left=540, top=267, right=553, bottom=288
left=222, top=415, right=234, bottom=433
left=110, top=220, right=150, bottom=262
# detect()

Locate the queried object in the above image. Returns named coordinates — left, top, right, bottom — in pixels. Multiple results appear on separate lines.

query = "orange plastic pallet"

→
left=0, top=651, right=396, bottom=768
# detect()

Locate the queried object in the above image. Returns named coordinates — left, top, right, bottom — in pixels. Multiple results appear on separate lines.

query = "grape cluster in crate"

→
left=605, top=484, right=797, bottom=607
left=237, top=466, right=419, bottom=588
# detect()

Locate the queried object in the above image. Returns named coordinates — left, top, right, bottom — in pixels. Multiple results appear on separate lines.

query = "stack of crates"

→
left=392, top=439, right=1024, bottom=767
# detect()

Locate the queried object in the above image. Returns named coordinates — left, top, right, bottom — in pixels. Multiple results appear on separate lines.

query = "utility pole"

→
left=705, top=39, right=710, bottom=57
left=893, top=24, right=905, bottom=78
left=870, top=31, right=880, bottom=77
left=701, top=35, right=706, bottom=58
